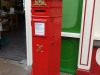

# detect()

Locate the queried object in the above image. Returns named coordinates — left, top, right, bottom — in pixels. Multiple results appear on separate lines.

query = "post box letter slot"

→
left=35, top=10, right=46, bottom=13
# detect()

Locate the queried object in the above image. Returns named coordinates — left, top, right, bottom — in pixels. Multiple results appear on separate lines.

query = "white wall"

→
left=25, top=0, right=32, bottom=66
left=94, top=0, right=100, bottom=39
left=93, top=1, right=100, bottom=67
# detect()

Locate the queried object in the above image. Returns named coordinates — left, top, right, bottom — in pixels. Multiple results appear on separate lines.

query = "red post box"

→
left=31, top=0, right=62, bottom=75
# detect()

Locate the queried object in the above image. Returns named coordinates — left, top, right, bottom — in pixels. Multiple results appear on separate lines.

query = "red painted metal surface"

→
left=76, top=69, right=90, bottom=75
left=77, top=48, right=100, bottom=75
left=90, top=48, right=100, bottom=75
left=31, top=0, right=62, bottom=75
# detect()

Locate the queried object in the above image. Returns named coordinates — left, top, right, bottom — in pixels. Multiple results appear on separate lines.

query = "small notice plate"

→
left=35, top=22, right=45, bottom=36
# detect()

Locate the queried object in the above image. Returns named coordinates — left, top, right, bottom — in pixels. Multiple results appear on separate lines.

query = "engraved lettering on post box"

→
left=36, top=44, right=43, bottom=52
left=34, top=0, right=46, bottom=6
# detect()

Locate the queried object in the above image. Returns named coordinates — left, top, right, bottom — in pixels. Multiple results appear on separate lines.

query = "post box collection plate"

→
left=34, top=22, right=45, bottom=36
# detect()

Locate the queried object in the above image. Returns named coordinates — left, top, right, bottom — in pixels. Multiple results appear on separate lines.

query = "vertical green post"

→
left=61, top=0, right=83, bottom=74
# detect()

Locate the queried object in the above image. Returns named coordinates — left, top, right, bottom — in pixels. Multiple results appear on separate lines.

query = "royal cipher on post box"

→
left=31, top=0, right=62, bottom=75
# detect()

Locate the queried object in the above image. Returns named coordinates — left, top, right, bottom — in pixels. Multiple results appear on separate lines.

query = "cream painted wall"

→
left=94, top=0, right=100, bottom=40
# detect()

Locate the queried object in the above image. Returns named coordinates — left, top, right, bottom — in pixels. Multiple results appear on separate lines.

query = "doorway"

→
left=0, top=0, right=27, bottom=64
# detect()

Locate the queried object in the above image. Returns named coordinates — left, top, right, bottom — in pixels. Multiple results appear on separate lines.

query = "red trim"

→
left=80, top=0, right=96, bottom=66
left=77, top=48, right=100, bottom=75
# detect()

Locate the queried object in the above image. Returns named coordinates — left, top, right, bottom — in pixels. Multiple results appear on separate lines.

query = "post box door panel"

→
left=33, top=61, right=48, bottom=75
left=33, top=39, right=48, bottom=64
left=32, top=21, right=49, bottom=75
left=32, top=18, right=50, bottom=64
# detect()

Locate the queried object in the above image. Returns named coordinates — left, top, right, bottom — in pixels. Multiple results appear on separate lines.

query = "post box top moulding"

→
left=32, top=0, right=62, bottom=7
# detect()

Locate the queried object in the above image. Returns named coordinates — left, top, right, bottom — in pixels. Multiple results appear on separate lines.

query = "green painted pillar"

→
left=61, top=0, right=83, bottom=74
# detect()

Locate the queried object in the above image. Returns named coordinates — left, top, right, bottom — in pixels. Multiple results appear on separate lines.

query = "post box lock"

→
left=36, top=44, right=43, bottom=52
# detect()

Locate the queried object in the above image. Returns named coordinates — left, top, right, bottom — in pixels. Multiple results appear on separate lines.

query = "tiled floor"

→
left=0, top=58, right=74, bottom=75
left=0, top=58, right=30, bottom=75
left=61, top=73, right=73, bottom=75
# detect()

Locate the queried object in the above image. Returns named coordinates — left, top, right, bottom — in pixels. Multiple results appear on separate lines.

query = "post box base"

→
left=57, top=73, right=60, bottom=75
left=31, top=70, right=60, bottom=75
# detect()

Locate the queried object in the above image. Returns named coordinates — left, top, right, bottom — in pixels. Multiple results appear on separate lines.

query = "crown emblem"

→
left=34, top=0, right=47, bottom=6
